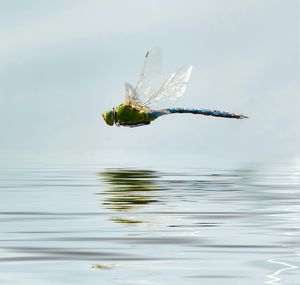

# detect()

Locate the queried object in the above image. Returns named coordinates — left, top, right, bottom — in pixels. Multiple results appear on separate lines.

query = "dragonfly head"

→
left=102, top=109, right=115, bottom=126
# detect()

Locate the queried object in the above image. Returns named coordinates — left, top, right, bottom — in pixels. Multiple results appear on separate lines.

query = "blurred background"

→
left=0, top=0, right=299, bottom=165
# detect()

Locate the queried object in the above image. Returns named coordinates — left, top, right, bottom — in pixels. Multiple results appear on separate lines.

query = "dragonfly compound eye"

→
left=102, top=110, right=115, bottom=126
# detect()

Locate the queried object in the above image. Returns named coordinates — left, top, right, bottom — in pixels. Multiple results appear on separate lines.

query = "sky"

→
left=0, top=0, right=299, bottom=165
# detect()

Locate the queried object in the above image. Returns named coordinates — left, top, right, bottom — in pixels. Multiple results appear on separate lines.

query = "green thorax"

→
left=115, top=104, right=154, bottom=126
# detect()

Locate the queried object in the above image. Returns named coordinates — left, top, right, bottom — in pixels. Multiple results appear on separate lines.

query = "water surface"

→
left=0, top=162, right=299, bottom=284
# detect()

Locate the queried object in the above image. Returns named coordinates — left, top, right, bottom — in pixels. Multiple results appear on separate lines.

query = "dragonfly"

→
left=102, top=47, right=247, bottom=127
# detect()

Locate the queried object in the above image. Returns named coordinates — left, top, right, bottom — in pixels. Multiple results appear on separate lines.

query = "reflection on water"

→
left=0, top=162, right=299, bottom=285
left=98, top=169, right=163, bottom=224
left=99, top=169, right=160, bottom=212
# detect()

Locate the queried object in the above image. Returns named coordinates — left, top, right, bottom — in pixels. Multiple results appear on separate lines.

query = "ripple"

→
left=0, top=163, right=299, bottom=285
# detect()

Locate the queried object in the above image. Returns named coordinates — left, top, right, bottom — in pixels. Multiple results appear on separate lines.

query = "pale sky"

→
left=0, top=0, right=299, bottom=164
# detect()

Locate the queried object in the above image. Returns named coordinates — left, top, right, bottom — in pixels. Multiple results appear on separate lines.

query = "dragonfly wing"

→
left=133, top=47, right=162, bottom=104
left=142, top=65, right=193, bottom=108
left=125, top=82, right=138, bottom=104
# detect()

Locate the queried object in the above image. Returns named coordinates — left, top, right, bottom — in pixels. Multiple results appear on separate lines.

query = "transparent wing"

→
left=142, top=65, right=193, bottom=108
left=126, top=47, right=162, bottom=104
left=125, top=82, right=137, bottom=104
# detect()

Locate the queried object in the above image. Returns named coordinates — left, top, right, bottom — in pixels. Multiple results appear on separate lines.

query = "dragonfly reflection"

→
left=99, top=169, right=162, bottom=216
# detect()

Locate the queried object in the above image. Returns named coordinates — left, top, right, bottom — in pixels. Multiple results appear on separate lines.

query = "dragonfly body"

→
left=114, top=104, right=154, bottom=126
left=104, top=104, right=247, bottom=127
left=102, top=48, right=247, bottom=127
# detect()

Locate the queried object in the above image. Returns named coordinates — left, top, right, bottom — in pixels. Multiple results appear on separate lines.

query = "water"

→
left=0, top=162, right=299, bottom=285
